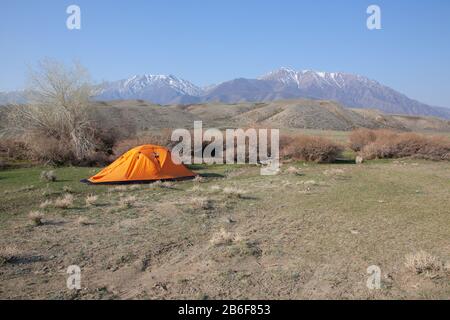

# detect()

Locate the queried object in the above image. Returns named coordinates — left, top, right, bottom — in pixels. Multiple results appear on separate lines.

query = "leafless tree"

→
left=5, top=59, right=96, bottom=160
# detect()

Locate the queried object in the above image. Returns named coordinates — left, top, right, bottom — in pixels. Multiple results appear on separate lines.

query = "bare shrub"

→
left=28, top=210, right=44, bottom=226
left=357, top=130, right=450, bottom=160
left=404, top=251, right=442, bottom=275
left=119, top=195, right=137, bottom=209
left=85, top=194, right=98, bottom=207
left=112, top=129, right=173, bottom=158
left=0, top=139, right=29, bottom=160
left=349, top=129, right=377, bottom=152
left=54, top=193, right=74, bottom=209
left=280, top=134, right=343, bottom=163
left=3, top=59, right=112, bottom=165
left=40, top=170, right=57, bottom=182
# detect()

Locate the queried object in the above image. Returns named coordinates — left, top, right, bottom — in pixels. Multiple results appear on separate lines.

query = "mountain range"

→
left=2, top=67, right=450, bottom=119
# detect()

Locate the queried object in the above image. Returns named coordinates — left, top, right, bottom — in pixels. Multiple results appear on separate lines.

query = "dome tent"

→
left=84, top=145, right=195, bottom=184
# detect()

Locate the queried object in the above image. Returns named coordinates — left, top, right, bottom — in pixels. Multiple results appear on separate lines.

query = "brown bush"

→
left=113, top=129, right=173, bottom=158
left=352, top=129, right=450, bottom=161
left=349, top=129, right=377, bottom=152
left=280, top=134, right=343, bottom=163
left=0, top=139, right=29, bottom=160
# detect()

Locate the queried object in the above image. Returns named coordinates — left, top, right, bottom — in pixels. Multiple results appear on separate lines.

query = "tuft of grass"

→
left=210, top=185, right=221, bottom=192
left=85, top=194, right=99, bottom=207
left=28, top=210, right=44, bottom=226
left=190, top=185, right=202, bottom=192
left=160, top=181, right=174, bottom=189
left=40, top=170, right=57, bottom=182
left=193, top=175, right=204, bottom=183
left=119, top=195, right=137, bottom=209
left=76, top=216, right=90, bottom=226
left=404, top=251, right=442, bottom=275
left=128, top=184, right=141, bottom=191
left=39, top=199, right=53, bottom=209
left=285, top=166, right=302, bottom=175
left=54, top=193, right=74, bottom=209
left=223, top=186, right=246, bottom=199
left=190, top=197, right=213, bottom=210
left=210, top=228, right=241, bottom=246
left=0, top=246, right=20, bottom=265
left=62, top=185, right=73, bottom=193
left=110, top=185, right=128, bottom=192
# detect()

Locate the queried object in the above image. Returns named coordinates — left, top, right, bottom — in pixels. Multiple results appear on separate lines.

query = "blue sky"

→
left=1, top=0, right=450, bottom=107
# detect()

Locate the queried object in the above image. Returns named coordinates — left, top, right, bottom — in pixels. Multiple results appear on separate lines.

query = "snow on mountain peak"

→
left=119, top=74, right=202, bottom=96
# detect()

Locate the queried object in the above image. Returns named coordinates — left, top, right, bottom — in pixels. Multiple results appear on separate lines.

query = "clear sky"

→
left=1, top=0, right=450, bottom=107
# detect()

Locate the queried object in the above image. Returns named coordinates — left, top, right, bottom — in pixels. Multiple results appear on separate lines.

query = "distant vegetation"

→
left=1, top=61, right=450, bottom=169
left=350, top=129, right=450, bottom=161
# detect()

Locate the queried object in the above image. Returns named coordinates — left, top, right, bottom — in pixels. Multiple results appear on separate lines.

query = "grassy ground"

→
left=0, top=160, right=449, bottom=299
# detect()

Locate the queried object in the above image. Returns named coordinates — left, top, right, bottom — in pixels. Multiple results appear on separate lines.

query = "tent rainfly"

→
left=84, top=144, right=195, bottom=184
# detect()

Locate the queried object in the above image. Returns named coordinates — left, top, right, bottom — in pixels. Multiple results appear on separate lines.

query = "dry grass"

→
left=62, top=185, right=73, bottom=193
left=85, top=194, right=99, bottom=207
left=190, top=185, right=202, bottom=192
left=223, top=186, right=246, bottom=199
left=284, top=166, right=302, bottom=175
left=210, top=228, right=241, bottom=246
left=190, top=197, right=213, bottom=210
left=54, top=194, right=74, bottom=209
left=40, top=170, right=57, bottom=182
left=110, top=185, right=128, bottom=192
left=160, top=181, right=174, bottom=189
left=76, top=216, right=90, bottom=226
left=193, top=175, right=205, bottom=183
left=127, top=184, right=142, bottom=191
left=118, top=195, right=137, bottom=209
left=404, top=251, right=442, bottom=275
left=0, top=246, right=20, bottom=265
left=39, top=199, right=52, bottom=209
left=280, top=134, right=343, bottom=163
left=28, top=211, right=44, bottom=226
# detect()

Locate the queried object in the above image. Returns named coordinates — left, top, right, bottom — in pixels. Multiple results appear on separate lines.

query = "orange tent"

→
left=85, top=144, right=195, bottom=184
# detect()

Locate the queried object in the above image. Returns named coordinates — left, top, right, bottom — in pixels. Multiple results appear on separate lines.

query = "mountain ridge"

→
left=2, top=68, right=450, bottom=119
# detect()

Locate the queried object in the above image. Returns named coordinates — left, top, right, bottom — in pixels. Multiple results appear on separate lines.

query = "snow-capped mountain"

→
left=2, top=68, right=450, bottom=119
left=204, top=68, right=450, bottom=119
left=95, top=74, right=203, bottom=104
